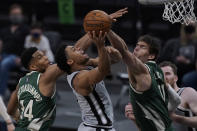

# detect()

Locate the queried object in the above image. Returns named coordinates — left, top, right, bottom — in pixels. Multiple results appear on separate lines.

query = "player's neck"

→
left=71, top=64, right=87, bottom=72
left=173, top=83, right=179, bottom=92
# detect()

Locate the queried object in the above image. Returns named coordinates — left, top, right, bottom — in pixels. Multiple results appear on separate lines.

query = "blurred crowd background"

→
left=0, top=0, right=197, bottom=130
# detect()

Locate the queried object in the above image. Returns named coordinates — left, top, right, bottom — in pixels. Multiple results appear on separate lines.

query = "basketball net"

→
left=163, top=0, right=197, bottom=25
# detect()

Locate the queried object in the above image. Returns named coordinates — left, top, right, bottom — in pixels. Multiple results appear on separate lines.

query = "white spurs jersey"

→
left=67, top=70, right=114, bottom=128
left=172, top=88, right=197, bottom=131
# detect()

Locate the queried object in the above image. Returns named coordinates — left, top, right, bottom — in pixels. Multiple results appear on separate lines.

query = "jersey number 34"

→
left=20, top=100, right=34, bottom=121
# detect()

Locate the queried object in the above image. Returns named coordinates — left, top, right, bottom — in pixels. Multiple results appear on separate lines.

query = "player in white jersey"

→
left=159, top=61, right=197, bottom=131
left=55, top=8, right=127, bottom=131
left=56, top=31, right=121, bottom=131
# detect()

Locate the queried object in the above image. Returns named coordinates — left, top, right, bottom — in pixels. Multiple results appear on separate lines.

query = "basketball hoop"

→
left=163, top=0, right=197, bottom=25
left=138, top=0, right=197, bottom=25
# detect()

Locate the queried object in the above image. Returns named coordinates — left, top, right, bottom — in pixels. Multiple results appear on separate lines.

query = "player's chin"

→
left=83, top=57, right=90, bottom=64
left=40, top=68, right=46, bottom=73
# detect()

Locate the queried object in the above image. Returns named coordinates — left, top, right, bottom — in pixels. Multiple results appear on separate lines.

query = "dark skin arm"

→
left=74, top=33, right=93, bottom=51
left=39, top=64, right=65, bottom=97
left=7, top=85, right=19, bottom=121
left=73, top=31, right=110, bottom=96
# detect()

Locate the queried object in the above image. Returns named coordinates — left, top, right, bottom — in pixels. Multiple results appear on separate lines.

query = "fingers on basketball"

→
left=83, top=10, right=112, bottom=36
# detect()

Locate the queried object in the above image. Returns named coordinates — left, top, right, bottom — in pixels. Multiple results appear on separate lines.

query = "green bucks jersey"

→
left=16, top=71, right=56, bottom=131
left=129, top=61, right=173, bottom=131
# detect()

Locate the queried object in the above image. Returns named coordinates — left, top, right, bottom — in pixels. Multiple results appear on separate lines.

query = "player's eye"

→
left=37, top=55, right=42, bottom=59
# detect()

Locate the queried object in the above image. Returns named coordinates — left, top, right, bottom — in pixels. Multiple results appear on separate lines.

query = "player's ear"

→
left=174, top=75, right=178, bottom=82
left=148, top=54, right=155, bottom=60
left=67, top=59, right=74, bottom=65
left=29, top=59, right=38, bottom=70
left=29, top=63, right=37, bottom=71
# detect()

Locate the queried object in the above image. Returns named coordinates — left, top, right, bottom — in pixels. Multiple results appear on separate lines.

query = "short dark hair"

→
left=138, top=35, right=161, bottom=60
left=159, top=61, right=177, bottom=75
left=55, top=44, right=71, bottom=74
left=21, top=47, right=38, bottom=70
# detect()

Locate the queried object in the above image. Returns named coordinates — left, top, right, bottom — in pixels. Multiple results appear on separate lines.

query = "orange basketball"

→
left=83, top=10, right=112, bottom=36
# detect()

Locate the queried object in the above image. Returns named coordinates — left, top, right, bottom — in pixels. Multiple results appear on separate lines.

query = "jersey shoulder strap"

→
left=177, top=88, right=185, bottom=96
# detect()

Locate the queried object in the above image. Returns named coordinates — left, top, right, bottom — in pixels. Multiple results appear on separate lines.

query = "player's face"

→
left=65, top=46, right=89, bottom=65
left=32, top=51, right=50, bottom=72
left=31, top=28, right=42, bottom=37
left=161, top=66, right=177, bottom=86
left=133, top=41, right=151, bottom=63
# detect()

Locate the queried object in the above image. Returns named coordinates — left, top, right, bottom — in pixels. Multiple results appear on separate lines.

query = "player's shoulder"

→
left=75, top=70, right=89, bottom=77
left=183, top=87, right=196, bottom=93
left=181, top=87, right=197, bottom=105
left=182, top=87, right=197, bottom=97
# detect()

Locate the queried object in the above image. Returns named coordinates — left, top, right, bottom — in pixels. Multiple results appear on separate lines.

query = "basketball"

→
left=83, top=10, right=112, bottom=36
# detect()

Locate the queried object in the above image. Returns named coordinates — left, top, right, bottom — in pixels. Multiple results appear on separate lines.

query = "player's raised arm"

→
left=107, top=30, right=150, bottom=91
left=73, top=31, right=110, bottom=96
left=74, top=33, right=93, bottom=51
left=107, top=30, right=148, bottom=74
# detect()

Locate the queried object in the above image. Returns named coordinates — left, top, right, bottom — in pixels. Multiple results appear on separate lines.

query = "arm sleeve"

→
left=0, top=96, right=11, bottom=121
left=167, top=84, right=181, bottom=112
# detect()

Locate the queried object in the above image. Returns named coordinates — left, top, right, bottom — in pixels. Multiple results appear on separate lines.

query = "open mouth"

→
left=83, top=53, right=88, bottom=57
left=81, top=50, right=87, bottom=56
left=79, top=50, right=85, bottom=54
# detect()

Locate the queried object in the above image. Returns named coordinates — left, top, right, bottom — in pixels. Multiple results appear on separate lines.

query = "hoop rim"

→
left=138, top=0, right=184, bottom=5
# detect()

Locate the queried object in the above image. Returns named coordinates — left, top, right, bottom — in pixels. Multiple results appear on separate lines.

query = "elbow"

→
left=7, top=109, right=10, bottom=115
left=7, top=108, right=13, bottom=116
left=81, top=89, right=92, bottom=96
left=175, top=95, right=181, bottom=106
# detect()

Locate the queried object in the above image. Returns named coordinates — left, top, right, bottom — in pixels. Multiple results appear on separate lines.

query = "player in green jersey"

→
left=7, top=47, right=65, bottom=131
left=107, top=31, right=178, bottom=131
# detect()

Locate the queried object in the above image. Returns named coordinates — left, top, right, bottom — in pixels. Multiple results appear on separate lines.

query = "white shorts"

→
left=78, top=123, right=116, bottom=131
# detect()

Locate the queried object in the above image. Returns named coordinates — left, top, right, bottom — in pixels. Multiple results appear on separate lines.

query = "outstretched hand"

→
left=109, top=8, right=128, bottom=22
left=88, top=31, right=107, bottom=47
left=105, top=46, right=122, bottom=63
left=125, top=103, right=136, bottom=121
